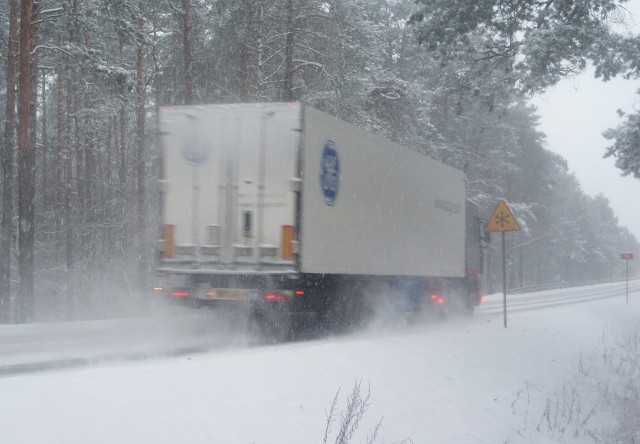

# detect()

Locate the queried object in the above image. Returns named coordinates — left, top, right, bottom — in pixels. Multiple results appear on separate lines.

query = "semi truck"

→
left=155, top=102, right=482, bottom=328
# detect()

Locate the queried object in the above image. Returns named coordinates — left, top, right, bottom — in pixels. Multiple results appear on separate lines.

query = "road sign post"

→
left=485, top=200, right=521, bottom=328
left=621, top=252, right=634, bottom=303
left=501, top=231, right=506, bottom=326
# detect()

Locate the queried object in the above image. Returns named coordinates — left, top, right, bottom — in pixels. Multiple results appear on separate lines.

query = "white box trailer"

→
left=157, top=103, right=479, bottom=316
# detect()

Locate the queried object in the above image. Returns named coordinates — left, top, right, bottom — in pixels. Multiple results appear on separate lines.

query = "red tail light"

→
left=265, top=293, right=290, bottom=301
left=295, top=290, right=305, bottom=296
left=170, top=291, right=189, bottom=298
left=430, top=293, right=444, bottom=305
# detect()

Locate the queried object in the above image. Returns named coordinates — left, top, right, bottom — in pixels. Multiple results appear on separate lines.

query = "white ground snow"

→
left=1, top=284, right=639, bottom=444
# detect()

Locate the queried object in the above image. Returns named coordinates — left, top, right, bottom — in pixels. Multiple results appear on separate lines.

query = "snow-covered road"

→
left=1, top=280, right=639, bottom=443
left=0, top=305, right=253, bottom=372
left=478, top=279, right=640, bottom=314
left=1, top=280, right=637, bottom=374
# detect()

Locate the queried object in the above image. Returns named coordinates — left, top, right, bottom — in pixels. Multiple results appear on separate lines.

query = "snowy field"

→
left=1, top=281, right=639, bottom=444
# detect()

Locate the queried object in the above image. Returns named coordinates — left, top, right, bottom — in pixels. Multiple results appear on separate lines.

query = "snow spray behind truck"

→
left=155, top=102, right=482, bottom=326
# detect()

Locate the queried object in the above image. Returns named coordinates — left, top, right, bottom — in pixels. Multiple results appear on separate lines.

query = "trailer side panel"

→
left=300, top=106, right=466, bottom=277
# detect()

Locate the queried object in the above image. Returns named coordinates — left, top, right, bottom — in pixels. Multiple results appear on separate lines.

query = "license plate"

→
left=205, top=289, right=247, bottom=300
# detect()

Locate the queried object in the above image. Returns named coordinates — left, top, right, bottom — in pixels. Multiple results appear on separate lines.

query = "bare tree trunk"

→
left=240, top=2, right=255, bottom=102
left=182, top=0, right=193, bottom=104
left=29, top=1, right=43, bottom=307
left=118, top=104, right=126, bottom=210
left=256, top=5, right=264, bottom=99
left=136, top=16, right=147, bottom=286
left=61, top=0, right=77, bottom=317
left=171, top=32, right=178, bottom=106
left=85, top=117, right=95, bottom=234
left=115, top=35, right=129, bottom=264
left=152, top=8, right=164, bottom=253
left=65, top=74, right=73, bottom=315
left=282, top=0, right=295, bottom=101
left=40, top=72, right=48, bottom=212
left=1, top=0, right=19, bottom=323
left=17, top=0, right=35, bottom=322
left=151, top=11, right=161, bottom=116
left=105, top=117, right=115, bottom=260
left=55, top=71, right=65, bottom=265
left=31, top=3, right=42, bottom=150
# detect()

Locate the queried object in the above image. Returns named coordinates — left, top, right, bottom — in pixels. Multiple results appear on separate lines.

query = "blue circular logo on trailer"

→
left=320, top=140, right=340, bottom=206
left=181, top=120, right=210, bottom=166
left=181, top=135, right=210, bottom=166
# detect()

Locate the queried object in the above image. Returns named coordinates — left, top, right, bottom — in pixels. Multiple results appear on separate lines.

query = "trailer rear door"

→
left=159, top=103, right=300, bottom=267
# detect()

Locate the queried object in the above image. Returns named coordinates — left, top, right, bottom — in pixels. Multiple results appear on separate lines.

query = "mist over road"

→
left=1, top=280, right=637, bottom=375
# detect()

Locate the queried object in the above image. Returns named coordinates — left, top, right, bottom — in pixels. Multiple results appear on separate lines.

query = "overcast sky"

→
left=532, top=0, right=640, bottom=242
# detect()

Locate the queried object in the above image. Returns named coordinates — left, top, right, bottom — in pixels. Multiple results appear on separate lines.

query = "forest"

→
left=1, top=0, right=639, bottom=323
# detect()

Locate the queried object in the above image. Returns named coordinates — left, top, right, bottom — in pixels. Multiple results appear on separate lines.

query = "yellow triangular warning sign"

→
left=485, top=200, right=521, bottom=233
